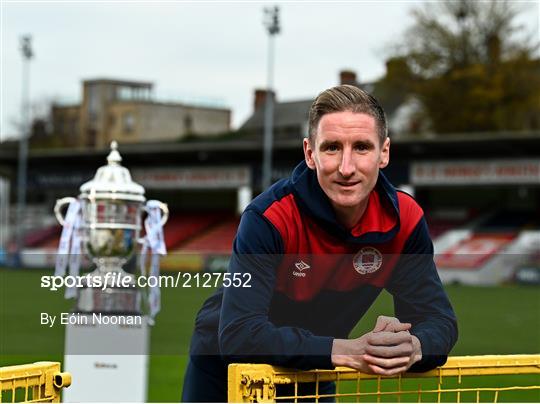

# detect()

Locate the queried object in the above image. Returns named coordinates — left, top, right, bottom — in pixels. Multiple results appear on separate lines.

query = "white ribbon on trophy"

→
left=66, top=212, right=83, bottom=299
left=140, top=200, right=167, bottom=325
left=55, top=199, right=82, bottom=299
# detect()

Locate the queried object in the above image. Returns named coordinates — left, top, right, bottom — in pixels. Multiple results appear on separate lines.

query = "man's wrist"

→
left=411, top=335, right=423, bottom=364
left=331, top=338, right=357, bottom=368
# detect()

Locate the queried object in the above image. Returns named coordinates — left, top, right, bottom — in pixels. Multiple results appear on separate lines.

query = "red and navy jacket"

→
left=189, top=161, right=457, bottom=372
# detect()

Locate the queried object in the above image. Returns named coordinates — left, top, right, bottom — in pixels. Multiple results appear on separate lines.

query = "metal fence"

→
left=0, top=362, right=71, bottom=403
left=228, top=354, right=540, bottom=402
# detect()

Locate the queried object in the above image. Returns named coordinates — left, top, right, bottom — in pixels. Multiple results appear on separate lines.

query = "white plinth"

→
left=63, top=314, right=149, bottom=402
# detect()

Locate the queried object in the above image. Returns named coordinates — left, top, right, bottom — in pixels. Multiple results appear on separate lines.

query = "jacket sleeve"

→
left=218, top=209, right=334, bottom=369
left=386, top=217, right=458, bottom=372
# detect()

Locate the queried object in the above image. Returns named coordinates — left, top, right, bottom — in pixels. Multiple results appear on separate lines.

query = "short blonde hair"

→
left=308, top=84, right=388, bottom=144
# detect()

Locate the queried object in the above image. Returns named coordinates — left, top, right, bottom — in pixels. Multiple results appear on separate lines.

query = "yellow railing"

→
left=0, top=362, right=71, bottom=403
left=228, top=354, right=540, bottom=402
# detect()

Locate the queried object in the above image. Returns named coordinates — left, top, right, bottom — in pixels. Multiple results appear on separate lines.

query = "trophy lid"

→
left=80, top=141, right=145, bottom=202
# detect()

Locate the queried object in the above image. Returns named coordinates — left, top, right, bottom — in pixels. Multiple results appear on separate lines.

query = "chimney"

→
left=253, top=89, right=276, bottom=111
left=339, top=70, right=357, bottom=86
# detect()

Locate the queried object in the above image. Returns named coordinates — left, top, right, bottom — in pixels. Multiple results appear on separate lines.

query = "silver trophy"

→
left=54, top=141, right=168, bottom=313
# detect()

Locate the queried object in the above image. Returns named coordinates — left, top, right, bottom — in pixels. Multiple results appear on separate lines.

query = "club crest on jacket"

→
left=353, top=247, right=383, bottom=274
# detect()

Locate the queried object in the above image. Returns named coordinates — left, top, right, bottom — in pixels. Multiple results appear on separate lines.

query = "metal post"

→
left=262, top=6, right=280, bottom=191
left=15, top=35, right=33, bottom=264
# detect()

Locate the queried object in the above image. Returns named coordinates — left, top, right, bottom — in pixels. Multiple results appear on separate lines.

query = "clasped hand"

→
left=331, top=316, right=422, bottom=375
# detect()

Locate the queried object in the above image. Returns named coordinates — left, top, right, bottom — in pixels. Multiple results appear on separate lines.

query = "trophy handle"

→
left=145, top=201, right=169, bottom=227
left=157, top=202, right=169, bottom=227
left=54, top=197, right=77, bottom=226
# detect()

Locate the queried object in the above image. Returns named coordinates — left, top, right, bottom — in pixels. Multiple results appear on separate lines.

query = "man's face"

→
left=303, top=111, right=390, bottom=219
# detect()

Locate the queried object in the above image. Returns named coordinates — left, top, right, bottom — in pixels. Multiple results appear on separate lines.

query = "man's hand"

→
left=331, top=316, right=422, bottom=376
left=372, top=315, right=410, bottom=333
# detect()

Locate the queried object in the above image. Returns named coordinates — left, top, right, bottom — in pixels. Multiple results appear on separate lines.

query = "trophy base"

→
left=77, top=287, right=141, bottom=314
left=76, top=270, right=141, bottom=314
left=63, top=315, right=149, bottom=402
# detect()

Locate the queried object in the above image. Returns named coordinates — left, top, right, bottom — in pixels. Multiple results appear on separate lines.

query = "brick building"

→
left=51, top=78, right=231, bottom=148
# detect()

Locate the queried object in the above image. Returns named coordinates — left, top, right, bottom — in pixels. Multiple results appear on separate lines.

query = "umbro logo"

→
left=295, top=261, right=310, bottom=271
left=293, top=260, right=310, bottom=277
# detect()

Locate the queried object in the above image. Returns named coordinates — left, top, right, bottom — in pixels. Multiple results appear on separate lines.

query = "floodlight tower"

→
left=261, top=6, right=280, bottom=190
left=16, top=35, right=33, bottom=263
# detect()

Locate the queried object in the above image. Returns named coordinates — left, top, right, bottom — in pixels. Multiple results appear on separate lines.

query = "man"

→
left=182, top=85, right=458, bottom=402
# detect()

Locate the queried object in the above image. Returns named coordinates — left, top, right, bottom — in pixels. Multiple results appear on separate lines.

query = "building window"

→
left=69, top=119, right=78, bottom=136
left=184, top=114, right=193, bottom=133
left=117, top=86, right=151, bottom=101
left=123, top=112, right=135, bottom=134
left=108, top=114, right=116, bottom=128
left=87, top=85, right=99, bottom=124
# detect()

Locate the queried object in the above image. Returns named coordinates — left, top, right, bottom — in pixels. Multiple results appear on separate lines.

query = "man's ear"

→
left=303, top=138, right=316, bottom=169
left=379, top=137, right=390, bottom=169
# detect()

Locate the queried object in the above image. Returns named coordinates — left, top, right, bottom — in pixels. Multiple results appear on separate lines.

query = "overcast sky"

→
left=1, top=1, right=538, bottom=140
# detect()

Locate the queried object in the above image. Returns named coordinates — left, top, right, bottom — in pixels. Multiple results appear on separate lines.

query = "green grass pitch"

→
left=1, top=267, right=539, bottom=402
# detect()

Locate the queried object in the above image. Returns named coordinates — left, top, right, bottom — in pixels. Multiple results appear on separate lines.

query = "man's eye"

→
left=355, top=144, right=370, bottom=151
left=324, top=144, right=339, bottom=152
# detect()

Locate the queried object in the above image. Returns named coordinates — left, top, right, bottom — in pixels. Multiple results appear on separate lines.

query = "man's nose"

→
left=339, top=150, right=355, bottom=178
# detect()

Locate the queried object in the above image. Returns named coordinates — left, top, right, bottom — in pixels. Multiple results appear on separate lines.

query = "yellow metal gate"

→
left=0, top=362, right=71, bottom=403
left=228, top=354, right=540, bottom=402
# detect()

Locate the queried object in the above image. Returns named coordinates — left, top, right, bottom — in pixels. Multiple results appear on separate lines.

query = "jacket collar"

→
left=290, top=160, right=400, bottom=244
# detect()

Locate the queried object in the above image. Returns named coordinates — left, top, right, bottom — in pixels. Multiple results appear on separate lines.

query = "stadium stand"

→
left=428, top=217, right=468, bottom=239
left=476, top=209, right=535, bottom=232
left=175, top=216, right=240, bottom=254
left=159, top=211, right=229, bottom=250
left=434, top=208, right=540, bottom=285
left=23, top=224, right=61, bottom=248
left=16, top=210, right=240, bottom=270
left=40, top=236, right=61, bottom=249
left=17, top=206, right=538, bottom=279
left=425, top=209, right=477, bottom=239
left=26, top=211, right=229, bottom=251
left=436, top=232, right=517, bottom=269
left=160, top=212, right=240, bottom=272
